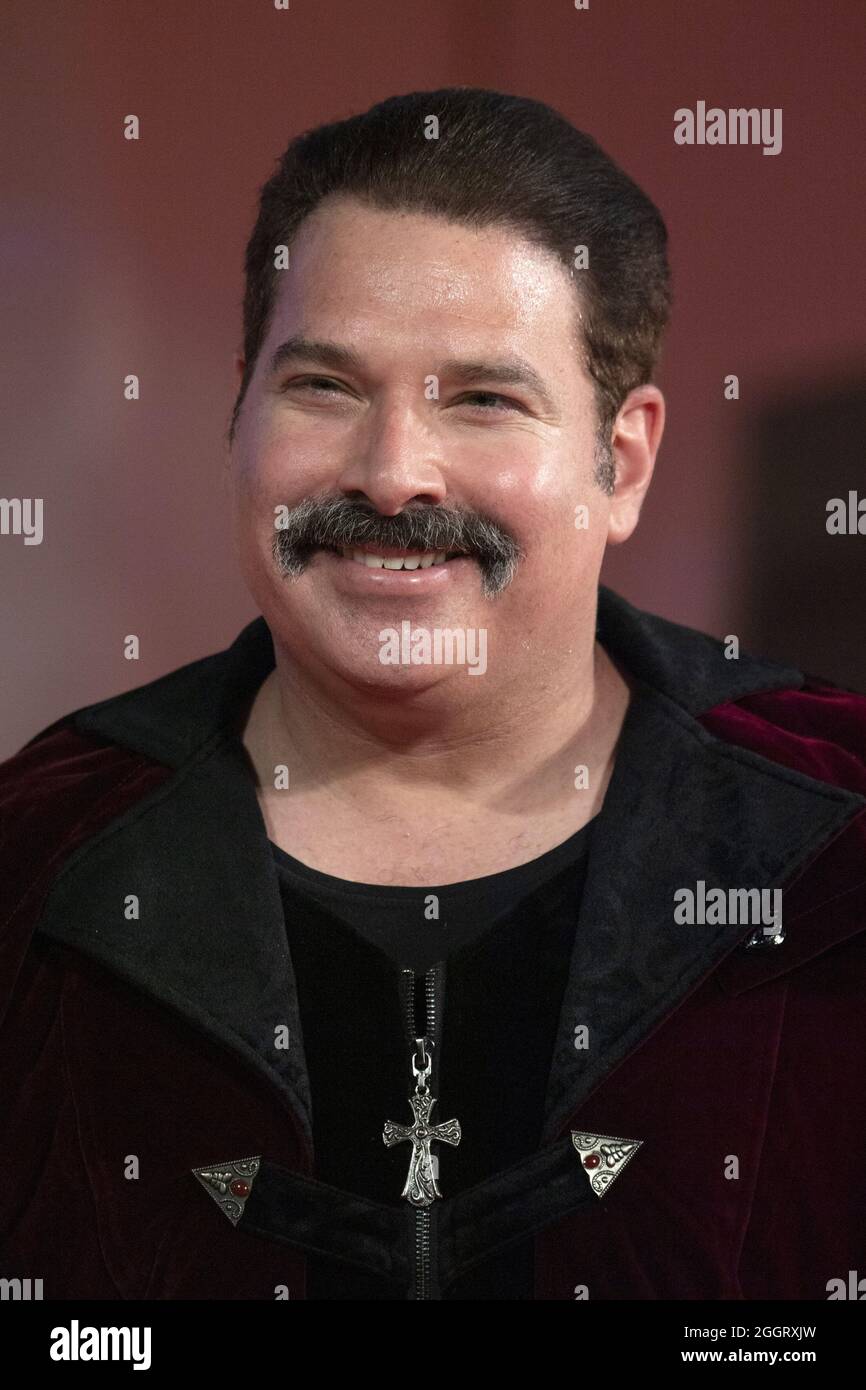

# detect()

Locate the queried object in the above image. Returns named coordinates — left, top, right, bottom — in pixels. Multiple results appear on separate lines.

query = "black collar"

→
left=37, top=586, right=864, bottom=1163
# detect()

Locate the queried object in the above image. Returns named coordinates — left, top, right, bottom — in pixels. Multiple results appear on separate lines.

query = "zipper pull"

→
left=383, top=968, right=460, bottom=1206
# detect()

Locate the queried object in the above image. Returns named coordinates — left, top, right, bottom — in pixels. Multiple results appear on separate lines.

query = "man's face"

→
left=229, top=196, right=621, bottom=694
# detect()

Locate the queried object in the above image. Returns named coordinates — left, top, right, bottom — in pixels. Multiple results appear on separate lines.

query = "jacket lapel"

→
left=542, top=674, right=862, bottom=1143
left=35, top=623, right=314, bottom=1149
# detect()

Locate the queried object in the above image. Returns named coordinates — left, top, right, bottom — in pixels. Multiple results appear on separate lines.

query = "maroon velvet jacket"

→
left=2, top=587, right=865, bottom=1300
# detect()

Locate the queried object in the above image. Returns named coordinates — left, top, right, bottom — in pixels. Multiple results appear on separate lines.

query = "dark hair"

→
left=230, top=87, right=672, bottom=489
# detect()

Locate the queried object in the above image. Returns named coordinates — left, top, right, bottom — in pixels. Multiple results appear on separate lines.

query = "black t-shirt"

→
left=272, top=818, right=594, bottom=1299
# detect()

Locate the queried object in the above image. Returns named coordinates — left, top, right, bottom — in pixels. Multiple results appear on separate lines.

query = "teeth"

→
left=342, top=548, right=450, bottom=570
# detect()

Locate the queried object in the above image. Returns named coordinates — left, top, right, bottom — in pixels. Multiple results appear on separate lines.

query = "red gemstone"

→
left=583, top=1152, right=601, bottom=1169
left=229, top=1179, right=250, bottom=1198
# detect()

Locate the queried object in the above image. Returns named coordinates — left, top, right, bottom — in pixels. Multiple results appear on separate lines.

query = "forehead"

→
left=264, top=196, right=581, bottom=359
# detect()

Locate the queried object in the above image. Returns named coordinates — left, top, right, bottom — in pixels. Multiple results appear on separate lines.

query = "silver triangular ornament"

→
left=191, top=1155, right=261, bottom=1226
left=571, top=1131, right=643, bottom=1198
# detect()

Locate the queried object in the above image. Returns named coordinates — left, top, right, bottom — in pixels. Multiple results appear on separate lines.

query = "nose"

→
left=334, top=395, right=448, bottom=515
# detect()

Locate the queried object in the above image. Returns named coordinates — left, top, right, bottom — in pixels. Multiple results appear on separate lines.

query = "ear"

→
left=606, top=385, right=665, bottom=545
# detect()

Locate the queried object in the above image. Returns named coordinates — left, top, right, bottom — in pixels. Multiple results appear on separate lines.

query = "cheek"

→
left=472, top=444, right=562, bottom=536
left=229, top=458, right=267, bottom=560
left=490, top=444, right=602, bottom=541
left=236, top=420, right=352, bottom=528
left=231, top=431, right=313, bottom=540
left=494, top=455, right=609, bottom=601
left=229, top=447, right=285, bottom=586
left=234, top=430, right=289, bottom=498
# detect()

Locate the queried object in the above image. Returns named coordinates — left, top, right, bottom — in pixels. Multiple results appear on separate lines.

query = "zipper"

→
left=414, top=1207, right=432, bottom=1302
left=400, top=962, right=440, bottom=1046
left=399, top=963, right=444, bottom=1300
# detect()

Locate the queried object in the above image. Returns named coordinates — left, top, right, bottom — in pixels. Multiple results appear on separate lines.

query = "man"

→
left=1, top=88, right=865, bottom=1302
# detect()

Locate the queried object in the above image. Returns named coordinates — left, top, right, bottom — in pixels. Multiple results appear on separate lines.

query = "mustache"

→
left=272, top=496, right=523, bottom=598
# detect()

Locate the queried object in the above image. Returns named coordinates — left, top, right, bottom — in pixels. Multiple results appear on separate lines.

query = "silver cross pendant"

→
left=383, top=1038, right=461, bottom=1206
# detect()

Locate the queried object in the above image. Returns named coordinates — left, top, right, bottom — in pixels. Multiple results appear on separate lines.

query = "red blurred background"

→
left=2, top=0, right=864, bottom=758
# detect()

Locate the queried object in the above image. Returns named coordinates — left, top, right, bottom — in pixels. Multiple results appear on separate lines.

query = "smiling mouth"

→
left=316, top=545, right=469, bottom=570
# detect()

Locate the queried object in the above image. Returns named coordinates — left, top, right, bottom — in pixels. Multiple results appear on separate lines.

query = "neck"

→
left=241, top=632, right=632, bottom=825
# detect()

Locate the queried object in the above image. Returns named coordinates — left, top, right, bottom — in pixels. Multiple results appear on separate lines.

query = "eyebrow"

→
left=266, top=336, right=364, bottom=379
left=265, top=336, right=558, bottom=414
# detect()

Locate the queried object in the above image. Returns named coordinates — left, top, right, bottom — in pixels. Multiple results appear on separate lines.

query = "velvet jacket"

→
left=2, top=586, right=865, bottom=1300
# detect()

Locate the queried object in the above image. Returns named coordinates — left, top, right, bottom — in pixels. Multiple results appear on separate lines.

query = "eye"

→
left=279, top=380, right=521, bottom=412
left=455, top=391, right=521, bottom=413
left=280, top=375, right=347, bottom=396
